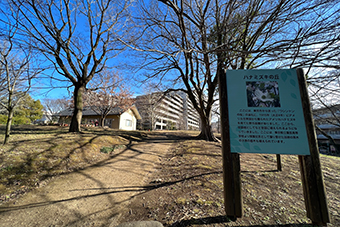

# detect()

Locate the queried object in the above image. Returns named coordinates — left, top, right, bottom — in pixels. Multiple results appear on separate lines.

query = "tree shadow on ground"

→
left=169, top=215, right=315, bottom=227
left=0, top=170, right=222, bottom=214
left=1, top=127, right=196, bottom=198
left=0, top=128, right=148, bottom=204
left=1, top=125, right=68, bottom=135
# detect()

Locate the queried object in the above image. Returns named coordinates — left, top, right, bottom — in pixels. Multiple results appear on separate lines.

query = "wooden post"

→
left=297, top=68, right=329, bottom=226
left=276, top=154, right=282, bottom=171
left=232, top=153, right=242, bottom=217
left=298, top=156, right=311, bottom=218
left=218, top=69, right=242, bottom=220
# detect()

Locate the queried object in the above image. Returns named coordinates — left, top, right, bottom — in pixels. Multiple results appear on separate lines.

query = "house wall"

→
left=58, top=109, right=138, bottom=130
left=119, top=109, right=137, bottom=130
left=59, top=116, right=71, bottom=125
left=81, top=116, right=100, bottom=126
left=106, top=115, right=120, bottom=129
left=82, top=115, right=121, bottom=128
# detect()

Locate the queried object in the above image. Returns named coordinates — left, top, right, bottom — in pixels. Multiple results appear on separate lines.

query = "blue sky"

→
left=13, top=1, right=146, bottom=102
left=29, top=54, right=145, bottom=101
left=0, top=0, right=151, bottom=102
left=3, top=0, right=339, bottom=106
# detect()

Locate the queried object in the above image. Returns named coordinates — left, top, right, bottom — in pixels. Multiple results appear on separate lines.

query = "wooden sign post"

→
left=218, top=68, right=329, bottom=225
left=218, top=68, right=242, bottom=220
left=296, top=68, right=329, bottom=226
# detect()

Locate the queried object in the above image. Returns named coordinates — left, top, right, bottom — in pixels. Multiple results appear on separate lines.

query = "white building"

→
left=313, top=104, right=340, bottom=154
left=57, top=106, right=141, bottom=130
left=135, top=91, right=200, bottom=130
left=34, top=111, right=53, bottom=125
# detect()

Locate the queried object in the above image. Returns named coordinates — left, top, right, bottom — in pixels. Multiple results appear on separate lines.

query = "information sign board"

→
left=227, top=69, right=310, bottom=155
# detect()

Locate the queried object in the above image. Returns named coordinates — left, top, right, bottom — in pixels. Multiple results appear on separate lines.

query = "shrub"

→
left=13, top=116, right=30, bottom=125
left=0, top=115, right=8, bottom=124
left=100, top=146, right=115, bottom=153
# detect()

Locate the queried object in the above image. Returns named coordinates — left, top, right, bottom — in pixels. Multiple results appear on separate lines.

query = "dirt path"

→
left=0, top=139, right=173, bottom=227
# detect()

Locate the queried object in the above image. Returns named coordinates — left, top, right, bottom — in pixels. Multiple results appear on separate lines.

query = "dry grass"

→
left=1, top=126, right=338, bottom=226
left=122, top=139, right=340, bottom=227
left=0, top=125, right=148, bottom=203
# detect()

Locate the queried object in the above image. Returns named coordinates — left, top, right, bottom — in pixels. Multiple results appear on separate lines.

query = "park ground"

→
left=0, top=125, right=339, bottom=226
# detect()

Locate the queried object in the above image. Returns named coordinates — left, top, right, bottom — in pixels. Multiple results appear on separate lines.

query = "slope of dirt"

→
left=1, top=128, right=339, bottom=227
left=0, top=125, right=150, bottom=201
left=0, top=131, right=177, bottom=227
left=120, top=139, right=340, bottom=227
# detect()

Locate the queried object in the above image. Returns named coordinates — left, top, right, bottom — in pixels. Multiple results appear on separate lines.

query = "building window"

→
left=125, top=119, right=132, bottom=127
left=104, top=119, right=112, bottom=127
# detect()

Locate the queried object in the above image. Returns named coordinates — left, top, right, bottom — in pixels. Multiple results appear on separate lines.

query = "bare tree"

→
left=83, top=70, right=133, bottom=127
left=312, top=101, right=340, bottom=154
left=309, top=75, right=340, bottom=154
left=135, top=92, right=162, bottom=130
left=6, top=0, right=133, bottom=132
left=0, top=12, right=40, bottom=144
left=127, top=0, right=340, bottom=141
left=42, top=97, right=71, bottom=122
left=302, top=23, right=340, bottom=152
left=134, top=82, right=171, bottom=130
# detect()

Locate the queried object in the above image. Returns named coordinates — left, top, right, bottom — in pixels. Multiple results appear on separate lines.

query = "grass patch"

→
left=100, top=146, right=115, bottom=153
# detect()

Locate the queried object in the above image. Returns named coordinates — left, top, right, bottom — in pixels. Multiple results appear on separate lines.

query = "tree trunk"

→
left=69, top=85, right=85, bottom=132
left=197, top=115, right=217, bottom=141
left=100, top=117, right=105, bottom=127
left=4, top=109, right=14, bottom=145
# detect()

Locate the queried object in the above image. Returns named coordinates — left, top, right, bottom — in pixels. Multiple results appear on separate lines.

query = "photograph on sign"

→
left=246, top=81, right=280, bottom=108
left=226, top=69, right=310, bottom=155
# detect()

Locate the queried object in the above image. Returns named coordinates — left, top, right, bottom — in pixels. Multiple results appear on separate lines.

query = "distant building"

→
left=34, top=111, right=53, bottom=125
left=57, top=106, right=141, bottom=130
left=135, top=91, right=200, bottom=130
left=211, top=121, right=220, bottom=133
left=313, top=104, right=340, bottom=154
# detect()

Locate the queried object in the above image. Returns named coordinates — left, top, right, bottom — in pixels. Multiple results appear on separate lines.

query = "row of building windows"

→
left=135, top=91, right=200, bottom=130
left=162, top=99, right=184, bottom=113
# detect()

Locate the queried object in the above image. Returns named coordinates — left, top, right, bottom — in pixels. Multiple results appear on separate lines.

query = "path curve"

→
left=0, top=139, right=173, bottom=227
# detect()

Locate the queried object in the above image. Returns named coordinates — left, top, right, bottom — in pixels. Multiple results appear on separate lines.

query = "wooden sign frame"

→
left=218, top=68, right=329, bottom=226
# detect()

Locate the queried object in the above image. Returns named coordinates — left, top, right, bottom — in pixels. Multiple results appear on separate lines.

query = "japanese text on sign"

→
left=236, top=109, right=298, bottom=144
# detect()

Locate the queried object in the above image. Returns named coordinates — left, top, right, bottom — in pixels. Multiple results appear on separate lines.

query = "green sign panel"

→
left=227, top=69, right=310, bottom=155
